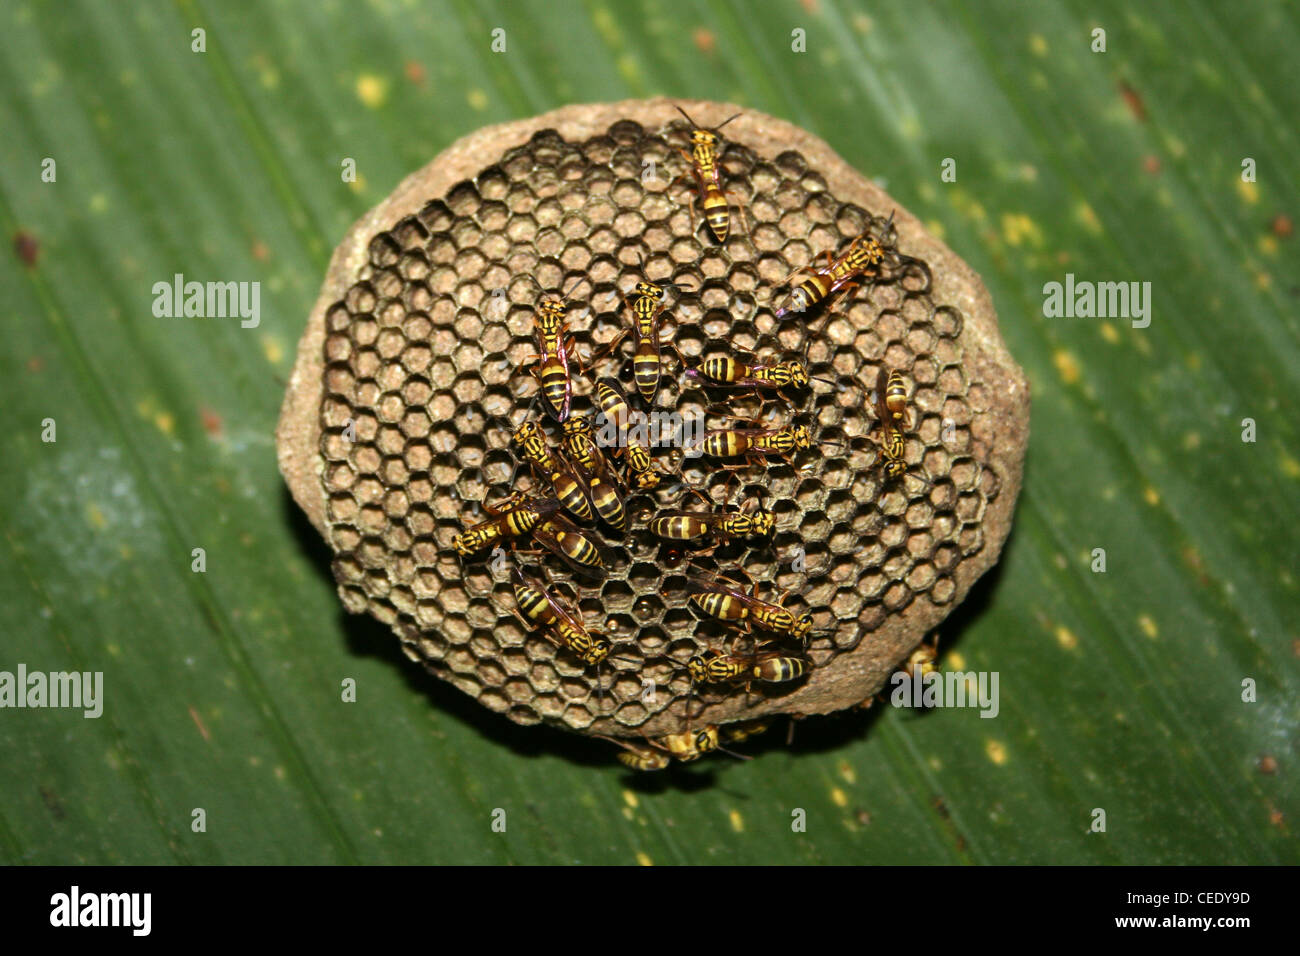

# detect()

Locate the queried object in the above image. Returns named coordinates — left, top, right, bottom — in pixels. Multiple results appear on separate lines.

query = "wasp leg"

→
left=724, top=187, right=749, bottom=238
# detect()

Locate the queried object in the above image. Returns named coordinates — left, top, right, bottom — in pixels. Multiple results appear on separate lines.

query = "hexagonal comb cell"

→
left=288, top=102, right=1025, bottom=746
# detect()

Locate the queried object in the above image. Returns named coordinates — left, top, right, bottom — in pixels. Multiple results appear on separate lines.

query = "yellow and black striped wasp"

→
left=688, top=647, right=810, bottom=692
left=512, top=567, right=635, bottom=709
left=684, top=568, right=817, bottom=645
left=902, top=635, right=940, bottom=680
left=473, top=491, right=610, bottom=576
left=720, top=718, right=772, bottom=746
left=512, top=420, right=594, bottom=523
left=676, top=646, right=809, bottom=725
left=878, top=366, right=911, bottom=429
left=669, top=105, right=748, bottom=243
left=598, top=737, right=671, bottom=772
left=648, top=487, right=775, bottom=554
left=594, top=377, right=664, bottom=491
left=512, top=567, right=613, bottom=667
left=685, top=352, right=816, bottom=393
left=561, top=414, right=628, bottom=532
left=520, top=274, right=590, bottom=422
left=772, top=220, right=894, bottom=322
left=452, top=493, right=562, bottom=557
left=600, top=724, right=752, bottom=769
left=873, top=367, right=927, bottom=488
left=598, top=269, right=693, bottom=404
left=685, top=418, right=844, bottom=474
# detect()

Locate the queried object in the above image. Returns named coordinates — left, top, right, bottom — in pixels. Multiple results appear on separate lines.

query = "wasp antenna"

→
left=810, top=373, right=843, bottom=391
left=561, top=273, right=592, bottom=300
left=714, top=112, right=742, bottom=131
left=716, top=742, right=753, bottom=762
left=519, top=273, right=548, bottom=295
left=674, top=104, right=700, bottom=129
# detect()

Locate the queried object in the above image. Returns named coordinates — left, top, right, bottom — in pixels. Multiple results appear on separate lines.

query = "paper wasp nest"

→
left=277, top=99, right=1029, bottom=741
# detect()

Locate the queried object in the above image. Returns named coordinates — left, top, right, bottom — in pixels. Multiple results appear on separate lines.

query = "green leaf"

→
left=1, top=0, right=1295, bottom=864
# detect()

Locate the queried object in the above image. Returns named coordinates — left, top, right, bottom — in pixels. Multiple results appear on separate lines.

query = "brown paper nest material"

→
left=277, top=98, right=1030, bottom=733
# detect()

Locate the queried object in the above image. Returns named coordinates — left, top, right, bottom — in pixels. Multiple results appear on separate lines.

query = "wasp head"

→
left=751, top=510, right=776, bottom=538
left=512, top=420, right=543, bottom=445
left=535, top=298, right=566, bottom=330
left=631, top=469, right=661, bottom=491
left=687, top=655, right=710, bottom=683
left=561, top=416, right=592, bottom=438
left=690, top=128, right=719, bottom=148
left=585, top=636, right=613, bottom=665
left=786, top=362, right=811, bottom=388
left=636, top=281, right=667, bottom=302
left=452, top=533, right=474, bottom=557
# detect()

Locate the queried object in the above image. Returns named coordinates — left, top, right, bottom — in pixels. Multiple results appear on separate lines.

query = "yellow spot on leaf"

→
left=1236, top=178, right=1258, bottom=205
left=348, top=173, right=367, bottom=194
left=830, top=787, right=848, bottom=808
left=729, top=809, right=744, bottom=832
left=1029, top=34, right=1048, bottom=56
left=622, top=789, right=638, bottom=809
left=838, top=761, right=856, bottom=785
left=947, top=651, right=965, bottom=670
left=1100, top=322, right=1119, bottom=344
left=635, top=851, right=653, bottom=866
left=1279, top=454, right=1300, bottom=479
left=1252, top=269, right=1271, bottom=291
left=356, top=73, right=388, bottom=109
left=1054, top=349, right=1081, bottom=385
left=1258, top=235, right=1278, bottom=256
left=262, top=336, right=284, bottom=365
left=467, top=88, right=488, bottom=111
left=90, top=193, right=109, bottom=214
left=616, top=53, right=640, bottom=85
left=985, top=740, right=1007, bottom=765
left=86, top=503, right=107, bottom=530
left=1143, top=486, right=1160, bottom=506
left=154, top=411, right=174, bottom=436
left=592, top=7, right=621, bottom=46
left=1138, top=614, right=1158, bottom=639
left=1055, top=626, right=1078, bottom=650
left=1075, top=202, right=1102, bottom=235
left=1001, top=212, right=1042, bottom=247
left=1182, top=432, right=1201, bottom=452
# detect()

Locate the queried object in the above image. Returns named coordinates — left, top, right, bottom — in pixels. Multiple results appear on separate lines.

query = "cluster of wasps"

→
left=451, top=107, right=924, bottom=770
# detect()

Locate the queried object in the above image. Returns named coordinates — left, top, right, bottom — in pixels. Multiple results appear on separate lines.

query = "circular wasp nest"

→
left=277, top=99, right=1029, bottom=745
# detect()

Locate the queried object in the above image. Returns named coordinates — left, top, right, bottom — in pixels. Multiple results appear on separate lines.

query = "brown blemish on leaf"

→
left=1118, top=80, right=1147, bottom=122
left=14, top=230, right=39, bottom=267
